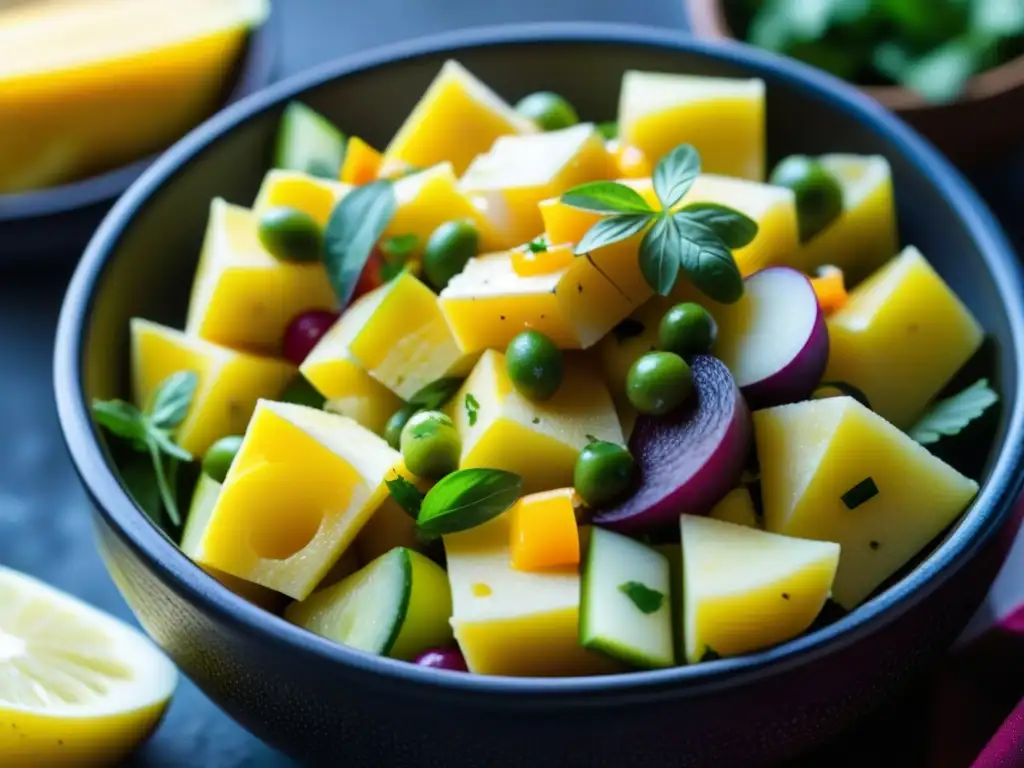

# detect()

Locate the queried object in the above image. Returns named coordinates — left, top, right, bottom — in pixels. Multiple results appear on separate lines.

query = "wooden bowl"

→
left=684, top=0, right=1024, bottom=167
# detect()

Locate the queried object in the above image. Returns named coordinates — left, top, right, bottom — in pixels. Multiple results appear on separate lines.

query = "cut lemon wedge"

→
left=0, top=566, right=177, bottom=767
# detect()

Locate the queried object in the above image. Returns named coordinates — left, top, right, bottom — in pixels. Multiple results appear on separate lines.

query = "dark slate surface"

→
left=1, top=1, right=1021, bottom=766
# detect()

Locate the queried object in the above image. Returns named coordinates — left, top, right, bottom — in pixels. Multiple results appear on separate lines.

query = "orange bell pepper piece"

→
left=509, top=488, right=581, bottom=571
left=810, top=265, right=848, bottom=314
left=340, top=136, right=382, bottom=185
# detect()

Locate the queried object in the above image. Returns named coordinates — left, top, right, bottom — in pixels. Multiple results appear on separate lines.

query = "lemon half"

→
left=0, top=566, right=177, bottom=766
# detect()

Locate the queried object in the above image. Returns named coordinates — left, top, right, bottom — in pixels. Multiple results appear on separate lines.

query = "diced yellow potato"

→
left=299, top=285, right=403, bottom=435
left=192, top=400, right=400, bottom=600
left=355, top=463, right=431, bottom=564
left=461, top=124, right=611, bottom=248
left=446, top=350, right=622, bottom=493
left=754, top=396, right=979, bottom=609
left=252, top=169, right=351, bottom=227
left=382, top=59, right=535, bottom=176
left=386, top=162, right=499, bottom=252
left=439, top=249, right=639, bottom=352
left=795, top=155, right=897, bottom=283
left=618, top=70, right=766, bottom=180
left=347, top=272, right=478, bottom=400
left=680, top=514, right=839, bottom=663
left=130, top=318, right=294, bottom=457
left=444, top=512, right=617, bottom=676
left=184, top=198, right=337, bottom=354
left=824, top=246, right=984, bottom=428
left=709, top=487, right=761, bottom=529
left=540, top=173, right=798, bottom=278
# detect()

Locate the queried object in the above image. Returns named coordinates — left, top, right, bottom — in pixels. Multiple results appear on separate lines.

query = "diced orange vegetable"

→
left=609, top=141, right=652, bottom=179
left=340, top=136, right=382, bottom=185
left=511, top=241, right=574, bottom=276
left=810, top=265, right=848, bottom=314
left=509, top=488, right=581, bottom=571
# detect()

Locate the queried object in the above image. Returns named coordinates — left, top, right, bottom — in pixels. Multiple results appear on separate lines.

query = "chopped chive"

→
left=841, top=477, right=878, bottom=510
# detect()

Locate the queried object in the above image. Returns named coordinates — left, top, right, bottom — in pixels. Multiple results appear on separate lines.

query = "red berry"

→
left=283, top=310, right=339, bottom=364
left=412, top=647, right=468, bottom=672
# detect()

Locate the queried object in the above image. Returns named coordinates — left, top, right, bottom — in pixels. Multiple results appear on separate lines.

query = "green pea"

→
left=769, top=156, right=844, bottom=243
left=626, top=352, right=693, bottom=416
left=514, top=91, right=579, bottom=131
left=256, top=206, right=324, bottom=262
left=385, top=403, right=420, bottom=450
left=574, top=441, right=635, bottom=507
left=658, top=303, right=717, bottom=358
left=400, top=410, right=461, bottom=479
left=202, top=435, right=244, bottom=483
left=505, top=330, right=564, bottom=401
left=423, top=220, right=480, bottom=291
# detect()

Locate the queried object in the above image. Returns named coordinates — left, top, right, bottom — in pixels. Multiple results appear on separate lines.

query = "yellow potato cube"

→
left=439, top=249, right=640, bottom=352
left=619, top=70, right=766, bottom=179
left=824, top=245, right=984, bottom=428
left=347, top=272, right=478, bottom=400
left=795, top=155, right=897, bottom=283
left=185, top=198, right=338, bottom=354
left=192, top=400, right=400, bottom=600
left=754, top=396, right=979, bottom=609
left=299, top=285, right=403, bottom=435
left=461, top=124, right=611, bottom=248
left=709, top=486, right=761, bottom=529
left=444, top=512, right=618, bottom=676
left=252, top=169, right=351, bottom=227
left=447, top=350, right=622, bottom=493
left=680, top=514, right=839, bottom=663
left=130, top=318, right=294, bottom=457
left=382, top=59, right=535, bottom=176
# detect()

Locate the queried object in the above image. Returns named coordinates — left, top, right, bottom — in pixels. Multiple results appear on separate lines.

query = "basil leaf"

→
left=386, top=475, right=425, bottom=520
left=146, top=435, right=181, bottom=527
left=900, top=36, right=987, bottom=104
left=972, top=0, right=1024, bottom=37
left=323, top=179, right=397, bottom=306
left=575, top=213, right=652, bottom=256
left=679, top=203, right=759, bottom=250
left=118, top=454, right=163, bottom=525
left=674, top=217, right=745, bottom=304
left=652, top=144, right=700, bottom=210
left=618, top=581, right=664, bottom=614
left=597, top=121, right=618, bottom=140
left=909, top=379, right=999, bottom=445
left=147, top=428, right=193, bottom=462
left=92, top=399, right=147, bottom=442
left=638, top=214, right=682, bottom=296
left=560, top=181, right=654, bottom=215
left=148, top=371, right=198, bottom=430
left=409, top=377, right=463, bottom=411
left=416, top=469, right=523, bottom=537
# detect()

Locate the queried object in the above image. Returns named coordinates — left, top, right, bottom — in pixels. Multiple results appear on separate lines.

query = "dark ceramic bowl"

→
left=0, top=13, right=277, bottom=264
left=54, top=23, right=1024, bottom=768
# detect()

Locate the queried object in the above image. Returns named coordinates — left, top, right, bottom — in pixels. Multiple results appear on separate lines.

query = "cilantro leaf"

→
left=909, top=379, right=999, bottom=445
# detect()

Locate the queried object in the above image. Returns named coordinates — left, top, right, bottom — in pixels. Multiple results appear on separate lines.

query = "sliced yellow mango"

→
left=299, top=284, right=403, bottom=435
left=824, top=245, right=984, bottom=429
left=130, top=318, right=294, bottom=457
left=461, top=124, right=611, bottom=248
left=439, top=249, right=639, bottom=352
left=680, top=514, right=839, bottom=663
left=192, top=400, right=400, bottom=600
left=382, top=59, right=535, bottom=176
left=709, top=487, right=761, bottom=529
left=444, top=512, right=617, bottom=676
left=447, top=350, right=622, bottom=493
left=795, top=154, right=897, bottom=283
left=754, top=396, right=979, bottom=609
left=252, top=169, right=351, bottom=227
left=0, top=0, right=268, bottom=193
left=346, top=272, right=478, bottom=400
left=185, top=198, right=338, bottom=354
left=618, top=70, right=766, bottom=180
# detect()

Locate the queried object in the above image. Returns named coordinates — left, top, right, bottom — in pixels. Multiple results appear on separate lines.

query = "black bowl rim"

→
left=55, top=22, right=1024, bottom=703
left=0, top=9, right=278, bottom=223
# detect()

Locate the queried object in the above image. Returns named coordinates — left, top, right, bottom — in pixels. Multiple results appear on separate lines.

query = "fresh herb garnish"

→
left=618, top=581, right=665, bottom=614
left=416, top=469, right=523, bottom=537
left=909, top=378, right=999, bottom=445
left=323, top=179, right=397, bottom=306
left=612, top=318, right=646, bottom=343
left=386, top=475, right=425, bottom=520
left=699, top=645, right=721, bottom=662
left=409, top=377, right=464, bottom=411
left=841, top=477, right=879, bottom=510
left=597, top=121, right=618, bottom=140
left=813, top=380, right=872, bottom=410
left=464, top=393, right=480, bottom=427
left=527, top=236, right=549, bottom=253
left=92, top=371, right=198, bottom=528
left=560, top=144, right=756, bottom=302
